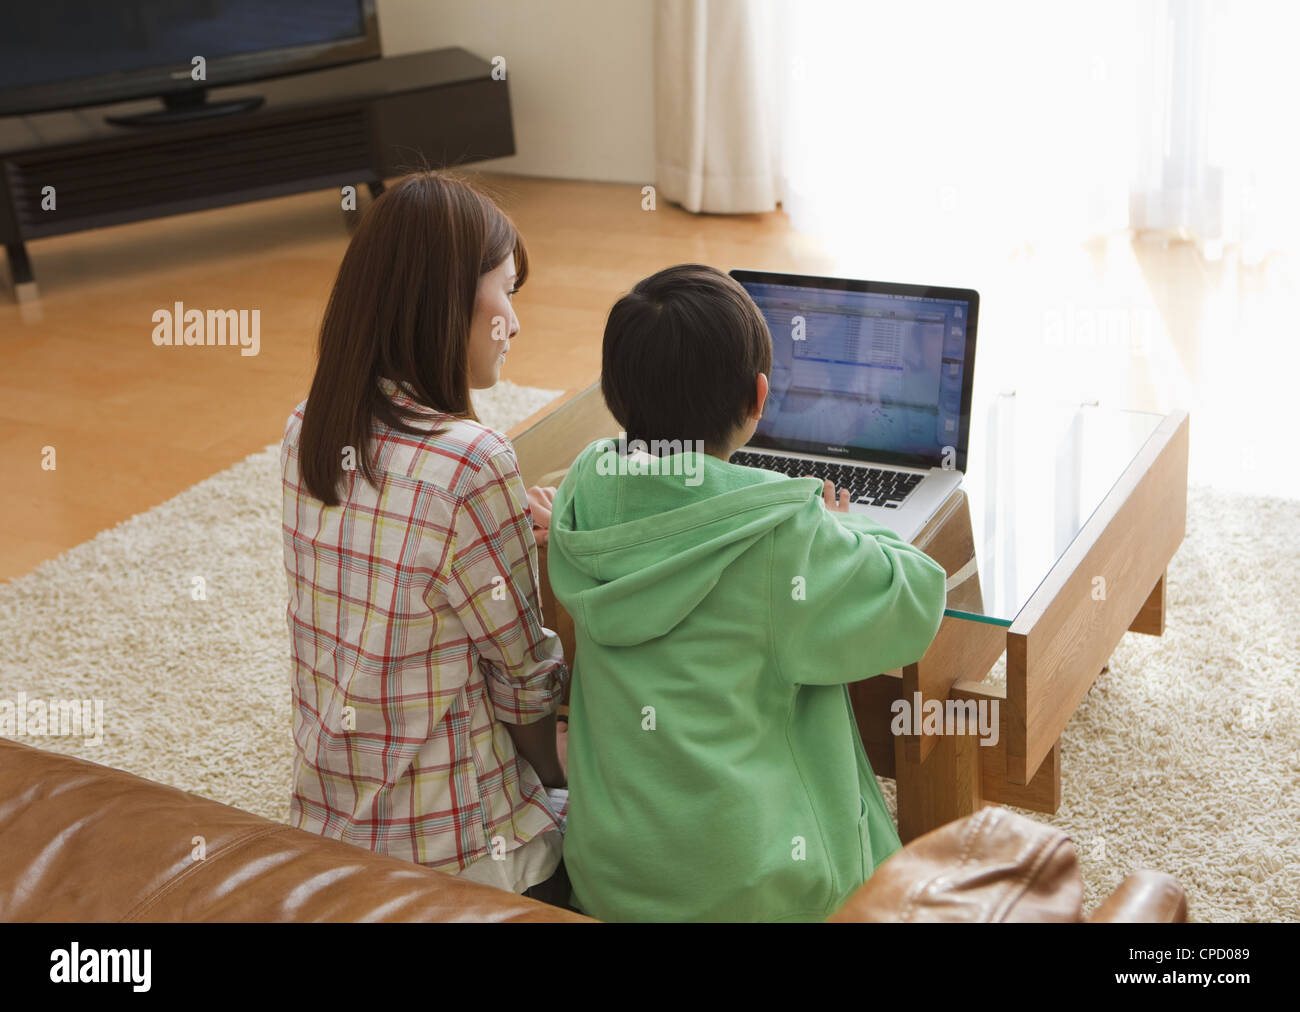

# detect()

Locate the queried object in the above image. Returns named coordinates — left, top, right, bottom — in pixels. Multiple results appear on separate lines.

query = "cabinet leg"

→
left=6, top=241, right=34, bottom=287
left=894, top=724, right=984, bottom=843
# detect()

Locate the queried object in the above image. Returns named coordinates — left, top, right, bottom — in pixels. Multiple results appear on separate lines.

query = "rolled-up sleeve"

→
left=444, top=444, right=569, bottom=723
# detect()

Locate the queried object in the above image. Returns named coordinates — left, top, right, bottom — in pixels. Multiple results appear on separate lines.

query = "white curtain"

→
left=653, top=0, right=781, bottom=213
left=655, top=0, right=1300, bottom=265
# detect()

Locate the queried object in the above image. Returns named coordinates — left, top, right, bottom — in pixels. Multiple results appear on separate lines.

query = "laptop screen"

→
left=730, top=270, right=978, bottom=472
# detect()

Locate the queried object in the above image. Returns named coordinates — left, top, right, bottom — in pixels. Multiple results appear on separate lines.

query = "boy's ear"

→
left=752, top=373, right=770, bottom=420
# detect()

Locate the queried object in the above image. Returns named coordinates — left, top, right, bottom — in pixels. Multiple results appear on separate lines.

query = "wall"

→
left=377, top=0, right=656, bottom=183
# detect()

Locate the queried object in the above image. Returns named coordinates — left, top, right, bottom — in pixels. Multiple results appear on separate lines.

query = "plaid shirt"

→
left=280, top=377, right=568, bottom=873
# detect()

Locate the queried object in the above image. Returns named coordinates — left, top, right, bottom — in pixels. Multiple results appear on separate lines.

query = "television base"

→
left=105, top=90, right=265, bottom=128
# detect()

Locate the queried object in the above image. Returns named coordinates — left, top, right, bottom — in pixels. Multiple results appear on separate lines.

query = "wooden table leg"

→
left=893, top=723, right=983, bottom=844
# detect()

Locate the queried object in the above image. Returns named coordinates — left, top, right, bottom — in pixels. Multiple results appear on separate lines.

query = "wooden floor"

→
left=1, top=173, right=1295, bottom=582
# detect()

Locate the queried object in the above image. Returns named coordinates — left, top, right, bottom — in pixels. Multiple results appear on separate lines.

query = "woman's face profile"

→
left=467, top=256, right=520, bottom=390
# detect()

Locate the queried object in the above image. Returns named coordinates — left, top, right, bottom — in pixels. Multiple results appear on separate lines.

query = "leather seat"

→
left=0, top=737, right=1185, bottom=922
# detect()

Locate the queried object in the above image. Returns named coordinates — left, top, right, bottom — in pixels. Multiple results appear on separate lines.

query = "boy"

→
left=546, top=264, right=948, bottom=921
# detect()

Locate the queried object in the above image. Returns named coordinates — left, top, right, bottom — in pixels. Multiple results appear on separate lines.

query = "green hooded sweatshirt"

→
left=547, top=438, right=948, bottom=922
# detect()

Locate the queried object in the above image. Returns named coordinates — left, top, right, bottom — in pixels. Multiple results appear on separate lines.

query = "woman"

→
left=280, top=171, right=568, bottom=899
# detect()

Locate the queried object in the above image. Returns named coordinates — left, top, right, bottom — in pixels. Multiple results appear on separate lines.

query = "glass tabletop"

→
left=943, top=393, right=1165, bottom=626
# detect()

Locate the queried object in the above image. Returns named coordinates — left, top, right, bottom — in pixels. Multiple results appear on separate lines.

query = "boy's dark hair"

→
left=601, top=264, right=773, bottom=452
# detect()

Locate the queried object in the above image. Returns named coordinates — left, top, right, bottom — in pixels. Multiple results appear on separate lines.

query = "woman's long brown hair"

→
left=298, top=171, right=529, bottom=505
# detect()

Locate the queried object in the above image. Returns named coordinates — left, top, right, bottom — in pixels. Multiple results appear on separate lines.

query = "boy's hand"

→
left=806, top=476, right=852, bottom=513
left=526, top=485, right=557, bottom=545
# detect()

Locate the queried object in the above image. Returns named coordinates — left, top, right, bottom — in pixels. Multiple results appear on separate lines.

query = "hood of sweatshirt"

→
left=547, top=439, right=824, bottom=647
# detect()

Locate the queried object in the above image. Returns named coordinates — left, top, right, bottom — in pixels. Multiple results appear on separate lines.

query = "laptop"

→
left=728, top=269, right=979, bottom=543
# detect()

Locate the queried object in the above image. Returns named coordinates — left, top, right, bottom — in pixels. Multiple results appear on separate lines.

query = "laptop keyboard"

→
left=728, top=450, right=923, bottom=508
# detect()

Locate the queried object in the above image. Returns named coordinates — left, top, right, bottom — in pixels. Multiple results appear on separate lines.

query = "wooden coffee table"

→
left=514, top=383, right=1190, bottom=842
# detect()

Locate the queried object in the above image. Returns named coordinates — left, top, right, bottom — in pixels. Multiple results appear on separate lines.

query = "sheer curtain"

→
left=776, top=0, right=1136, bottom=275
left=1195, top=1, right=1300, bottom=262
left=655, top=0, right=1300, bottom=264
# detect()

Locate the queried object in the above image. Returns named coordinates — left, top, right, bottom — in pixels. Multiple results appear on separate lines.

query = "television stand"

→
left=0, top=48, right=515, bottom=298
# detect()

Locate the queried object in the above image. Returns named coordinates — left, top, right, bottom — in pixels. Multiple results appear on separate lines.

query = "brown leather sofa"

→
left=0, top=737, right=1186, bottom=922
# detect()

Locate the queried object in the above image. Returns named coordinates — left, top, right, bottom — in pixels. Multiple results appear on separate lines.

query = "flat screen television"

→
left=0, top=0, right=380, bottom=125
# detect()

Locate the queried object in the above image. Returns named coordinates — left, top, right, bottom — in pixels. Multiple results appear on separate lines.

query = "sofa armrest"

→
left=1086, top=871, right=1188, bottom=923
left=0, top=738, right=592, bottom=923
left=829, top=808, right=1189, bottom=924
left=828, top=808, right=1085, bottom=923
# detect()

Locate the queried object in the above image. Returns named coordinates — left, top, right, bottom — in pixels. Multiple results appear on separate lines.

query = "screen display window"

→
left=738, top=279, right=972, bottom=466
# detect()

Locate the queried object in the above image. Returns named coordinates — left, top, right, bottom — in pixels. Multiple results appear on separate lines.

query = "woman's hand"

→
left=526, top=485, right=557, bottom=545
left=505, top=713, right=567, bottom=789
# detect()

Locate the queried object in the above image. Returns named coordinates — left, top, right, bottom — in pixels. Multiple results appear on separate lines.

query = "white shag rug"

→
left=2, top=381, right=1297, bottom=922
